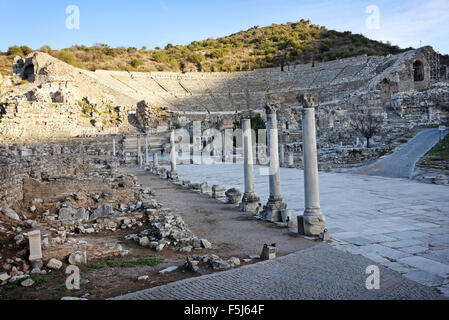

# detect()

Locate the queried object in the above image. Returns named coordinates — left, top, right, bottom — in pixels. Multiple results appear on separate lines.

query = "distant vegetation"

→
left=1, top=20, right=447, bottom=76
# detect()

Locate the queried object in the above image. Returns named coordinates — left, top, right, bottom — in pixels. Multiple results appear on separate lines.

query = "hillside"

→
left=0, top=20, right=445, bottom=76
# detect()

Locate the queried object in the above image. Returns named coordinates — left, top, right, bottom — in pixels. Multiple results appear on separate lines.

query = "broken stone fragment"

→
left=0, top=273, right=10, bottom=282
left=20, top=278, right=34, bottom=287
left=90, top=204, right=115, bottom=221
left=159, top=266, right=178, bottom=274
left=1, top=208, right=21, bottom=221
left=200, top=239, right=212, bottom=249
left=211, top=259, right=231, bottom=270
left=179, top=246, right=192, bottom=253
left=68, top=251, right=87, bottom=266
left=225, top=188, right=242, bottom=204
left=47, top=258, right=63, bottom=270
left=139, top=236, right=150, bottom=247
left=228, top=257, right=241, bottom=267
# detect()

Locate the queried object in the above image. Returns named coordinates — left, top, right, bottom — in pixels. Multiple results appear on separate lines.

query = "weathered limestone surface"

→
left=262, top=103, right=287, bottom=222
left=299, top=94, right=326, bottom=236
left=241, top=119, right=260, bottom=212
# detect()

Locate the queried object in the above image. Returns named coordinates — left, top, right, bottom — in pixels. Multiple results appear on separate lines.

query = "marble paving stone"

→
left=418, top=252, right=449, bottom=264
left=382, top=262, right=417, bottom=274
left=403, top=270, right=448, bottom=287
left=399, top=246, right=429, bottom=255
left=399, top=256, right=449, bottom=277
left=386, top=231, right=429, bottom=240
left=358, top=244, right=410, bottom=261
left=343, top=237, right=375, bottom=246
left=381, top=239, right=424, bottom=249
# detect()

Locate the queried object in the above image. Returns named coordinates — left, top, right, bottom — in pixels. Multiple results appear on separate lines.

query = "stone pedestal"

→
left=241, top=119, right=260, bottom=213
left=28, top=230, right=43, bottom=262
left=262, top=103, right=287, bottom=222
left=112, top=138, right=116, bottom=157
left=212, top=185, right=226, bottom=199
left=300, top=95, right=326, bottom=236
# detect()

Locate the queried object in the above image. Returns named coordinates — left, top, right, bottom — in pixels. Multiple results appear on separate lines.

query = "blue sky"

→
left=0, top=0, right=448, bottom=54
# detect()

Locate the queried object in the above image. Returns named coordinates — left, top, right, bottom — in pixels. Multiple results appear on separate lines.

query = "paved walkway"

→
left=161, top=163, right=449, bottom=295
left=111, top=243, right=444, bottom=300
left=352, top=128, right=445, bottom=179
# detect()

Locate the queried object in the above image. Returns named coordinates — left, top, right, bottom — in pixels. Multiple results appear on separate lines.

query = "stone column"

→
left=112, top=138, right=116, bottom=157
left=279, top=144, right=285, bottom=166
left=28, top=230, right=42, bottom=262
left=299, top=94, right=326, bottom=236
left=263, top=102, right=287, bottom=222
left=144, top=134, right=149, bottom=165
left=288, top=152, right=294, bottom=167
left=241, top=119, right=260, bottom=213
left=153, top=152, right=159, bottom=167
left=136, top=135, right=141, bottom=166
left=168, top=130, right=179, bottom=180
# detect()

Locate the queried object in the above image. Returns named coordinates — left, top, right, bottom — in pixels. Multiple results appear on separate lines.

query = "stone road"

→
left=111, top=243, right=444, bottom=300
left=161, top=163, right=449, bottom=295
left=352, top=128, right=445, bottom=179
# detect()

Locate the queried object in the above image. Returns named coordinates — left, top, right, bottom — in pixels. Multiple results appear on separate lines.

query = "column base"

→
left=167, top=171, right=179, bottom=181
left=303, top=208, right=326, bottom=236
left=240, top=192, right=260, bottom=213
left=262, top=196, right=287, bottom=222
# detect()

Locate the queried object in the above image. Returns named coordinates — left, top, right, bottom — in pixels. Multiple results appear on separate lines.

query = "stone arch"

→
left=379, top=78, right=392, bottom=108
left=23, top=63, right=35, bottom=81
left=413, top=60, right=424, bottom=82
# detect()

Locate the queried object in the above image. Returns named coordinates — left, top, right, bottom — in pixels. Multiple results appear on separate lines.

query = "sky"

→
left=0, top=0, right=448, bottom=54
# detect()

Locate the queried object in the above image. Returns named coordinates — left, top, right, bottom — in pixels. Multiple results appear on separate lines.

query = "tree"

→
left=350, top=107, right=383, bottom=148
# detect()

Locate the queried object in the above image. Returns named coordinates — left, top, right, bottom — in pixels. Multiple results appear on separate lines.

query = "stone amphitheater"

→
left=0, top=46, right=448, bottom=163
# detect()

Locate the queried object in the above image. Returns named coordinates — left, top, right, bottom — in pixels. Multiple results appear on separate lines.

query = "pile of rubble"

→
left=126, top=205, right=212, bottom=254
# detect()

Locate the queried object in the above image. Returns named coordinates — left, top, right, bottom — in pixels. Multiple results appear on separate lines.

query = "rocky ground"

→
left=0, top=142, right=315, bottom=300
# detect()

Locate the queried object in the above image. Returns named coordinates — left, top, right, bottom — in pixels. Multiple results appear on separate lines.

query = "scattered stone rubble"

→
left=126, top=205, right=213, bottom=254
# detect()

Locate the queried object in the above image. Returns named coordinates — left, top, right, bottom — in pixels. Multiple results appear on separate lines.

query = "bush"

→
left=153, top=51, right=168, bottom=63
left=188, top=52, right=205, bottom=64
left=58, top=50, right=77, bottom=66
left=20, top=46, right=33, bottom=55
left=40, top=45, right=52, bottom=53
left=7, top=46, right=24, bottom=56
left=211, top=48, right=228, bottom=59
left=131, top=58, right=141, bottom=68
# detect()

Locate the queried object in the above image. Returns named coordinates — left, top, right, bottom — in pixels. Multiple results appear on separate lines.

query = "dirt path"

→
left=124, top=166, right=315, bottom=258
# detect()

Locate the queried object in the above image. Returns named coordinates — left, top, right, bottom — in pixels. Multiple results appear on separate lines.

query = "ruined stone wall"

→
left=0, top=144, right=87, bottom=208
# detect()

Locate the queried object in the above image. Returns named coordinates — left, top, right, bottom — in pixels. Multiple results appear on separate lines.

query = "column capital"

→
left=296, top=93, right=317, bottom=109
left=265, top=101, right=279, bottom=114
